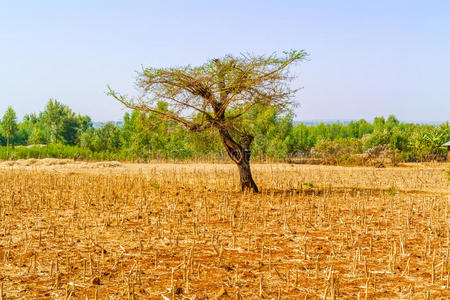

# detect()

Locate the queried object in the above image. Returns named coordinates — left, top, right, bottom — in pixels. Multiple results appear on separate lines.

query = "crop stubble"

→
left=0, top=162, right=448, bottom=299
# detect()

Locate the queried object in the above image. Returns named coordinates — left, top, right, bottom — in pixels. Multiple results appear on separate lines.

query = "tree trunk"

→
left=217, top=128, right=259, bottom=193
left=6, top=137, right=9, bottom=159
left=237, top=159, right=258, bottom=193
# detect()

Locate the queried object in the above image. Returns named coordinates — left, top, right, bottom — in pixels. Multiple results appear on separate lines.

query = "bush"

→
left=362, top=144, right=402, bottom=166
left=310, top=138, right=362, bottom=165
left=0, top=144, right=132, bottom=162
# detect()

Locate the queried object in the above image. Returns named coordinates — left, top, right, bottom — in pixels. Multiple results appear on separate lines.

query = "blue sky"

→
left=1, top=0, right=449, bottom=122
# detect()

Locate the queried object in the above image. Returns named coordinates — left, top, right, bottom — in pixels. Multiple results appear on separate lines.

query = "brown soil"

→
left=0, top=160, right=448, bottom=299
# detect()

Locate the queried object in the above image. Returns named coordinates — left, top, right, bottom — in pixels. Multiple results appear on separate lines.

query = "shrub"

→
left=310, top=138, right=362, bottom=165
left=362, top=144, right=402, bottom=166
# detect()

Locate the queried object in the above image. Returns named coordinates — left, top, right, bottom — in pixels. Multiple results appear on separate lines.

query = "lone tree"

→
left=108, top=50, right=307, bottom=192
left=0, top=106, right=18, bottom=158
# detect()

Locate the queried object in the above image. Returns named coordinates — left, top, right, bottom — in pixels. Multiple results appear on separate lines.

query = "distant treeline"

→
left=0, top=99, right=448, bottom=163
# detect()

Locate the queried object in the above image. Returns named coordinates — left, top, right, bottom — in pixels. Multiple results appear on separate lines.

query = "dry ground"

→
left=0, top=159, right=449, bottom=299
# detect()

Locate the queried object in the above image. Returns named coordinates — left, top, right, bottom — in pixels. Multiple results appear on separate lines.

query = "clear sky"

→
left=1, top=0, right=449, bottom=122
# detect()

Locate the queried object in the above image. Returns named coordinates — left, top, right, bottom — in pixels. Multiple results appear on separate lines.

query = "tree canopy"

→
left=0, top=106, right=19, bottom=156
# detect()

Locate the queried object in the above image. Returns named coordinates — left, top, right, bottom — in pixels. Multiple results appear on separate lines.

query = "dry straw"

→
left=0, top=161, right=448, bottom=298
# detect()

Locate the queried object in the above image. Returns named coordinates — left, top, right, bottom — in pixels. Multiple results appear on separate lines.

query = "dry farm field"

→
left=0, top=159, right=449, bottom=299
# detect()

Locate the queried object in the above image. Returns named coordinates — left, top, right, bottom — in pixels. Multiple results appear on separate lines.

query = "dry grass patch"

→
left=0, top=162, right=448, bottom=298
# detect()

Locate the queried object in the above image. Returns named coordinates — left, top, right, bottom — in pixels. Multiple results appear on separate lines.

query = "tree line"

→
left=0, top=99, right=448, bottom=163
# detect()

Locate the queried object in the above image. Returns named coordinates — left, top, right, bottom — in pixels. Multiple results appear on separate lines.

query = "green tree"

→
left=385, top=115, right=400, bottom=131
left=248, top=106, right=296, bottom=159
left=80, top=129, right=96, bottom=151
left=81, top=123, right=122, bottom=153
left=28, top=125, right=46, bottom=145
left=19, top=113, right=42, bottom=145
left=292, top=123, right=316, bottom=152
left=41, top=99, right=67, bottom=144
left=109, top=50, right=307, bottom=192
left=40, top=99, right=92, bottom=145
left=373, top=116, right=386, bottom=131
left=95, top=122, right=122, bottom=152
left=0, top=107, right=19, bottom=157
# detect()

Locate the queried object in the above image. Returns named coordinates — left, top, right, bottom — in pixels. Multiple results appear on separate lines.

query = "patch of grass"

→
left=303, top=182, right=314, bottom=188
left=386, top=186, right=398, bottom=196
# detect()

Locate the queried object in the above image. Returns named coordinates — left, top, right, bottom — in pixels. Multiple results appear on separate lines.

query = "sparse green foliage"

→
left=0, top=107, right=19, bottom=156
left=303, top=182, right=314, bottom=188
left=386, top=186, right=398, bottom=196
left=40, top=99, right=92, bottom=145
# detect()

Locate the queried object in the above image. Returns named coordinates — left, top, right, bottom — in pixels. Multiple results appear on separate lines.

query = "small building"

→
left=443, top=141, right=450, bottom=161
